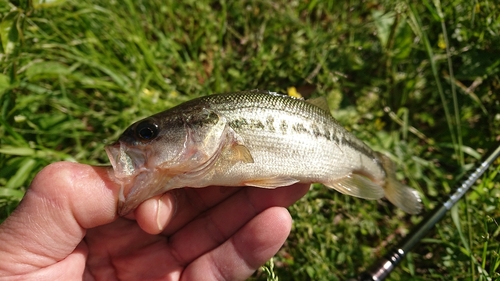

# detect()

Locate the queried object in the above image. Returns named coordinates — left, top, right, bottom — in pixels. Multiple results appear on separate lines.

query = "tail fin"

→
left=377, top=153, right=422, bottom=214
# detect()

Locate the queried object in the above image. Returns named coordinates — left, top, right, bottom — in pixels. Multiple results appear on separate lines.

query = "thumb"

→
left=0, top=162, right=119, bottom=275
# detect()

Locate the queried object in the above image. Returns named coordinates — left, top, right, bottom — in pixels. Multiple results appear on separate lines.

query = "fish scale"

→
left=106, top=90, right=422, bottom=215
left=207, top=93, right=378, bottom=181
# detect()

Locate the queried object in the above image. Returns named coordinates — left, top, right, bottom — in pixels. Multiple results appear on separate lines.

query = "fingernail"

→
left=156, top=193, right=175, bottom=232
left=156, top=197, right=162, bottom=232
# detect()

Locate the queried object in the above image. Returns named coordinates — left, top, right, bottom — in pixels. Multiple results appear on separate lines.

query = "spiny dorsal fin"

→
left=306, top=96, right=330, bottom=112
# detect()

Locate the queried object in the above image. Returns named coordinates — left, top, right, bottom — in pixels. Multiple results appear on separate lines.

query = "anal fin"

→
left=244, top=177, right=300, bottom=189
left=323, top=174, right=385, bottom=200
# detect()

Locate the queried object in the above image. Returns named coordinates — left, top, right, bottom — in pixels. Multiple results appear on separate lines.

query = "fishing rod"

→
left=356, top=144, right=500, bottom=281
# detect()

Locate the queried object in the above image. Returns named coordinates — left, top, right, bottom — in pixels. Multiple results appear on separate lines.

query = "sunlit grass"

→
left=1, top=0, right=499, bottom=280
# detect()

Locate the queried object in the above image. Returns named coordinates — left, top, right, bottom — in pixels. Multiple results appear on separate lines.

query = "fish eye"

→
left=135, top=120, right=159, bottom=141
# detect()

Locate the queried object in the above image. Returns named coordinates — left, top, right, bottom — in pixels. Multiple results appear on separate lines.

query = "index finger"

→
left=134, top=183, right=310, bottom=236
left=134, top=185, right=241, bottom=234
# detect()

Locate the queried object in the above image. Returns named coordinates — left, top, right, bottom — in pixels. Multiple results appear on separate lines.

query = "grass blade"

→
left=407, top=3, right=460, bottom=163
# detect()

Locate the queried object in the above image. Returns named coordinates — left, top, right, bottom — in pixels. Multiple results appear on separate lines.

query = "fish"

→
left=105, top=90, right=422, bottom=216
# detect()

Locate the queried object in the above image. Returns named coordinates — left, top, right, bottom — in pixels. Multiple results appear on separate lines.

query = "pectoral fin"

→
left=217, top=134, right=254, bottom=166
left=230, top=144, right=254, bottom=163
left=244, top=176, right=300, bottom=189
left=215, top=124, right=255, bottom=165
left=323, top=174, right=385, bottom=200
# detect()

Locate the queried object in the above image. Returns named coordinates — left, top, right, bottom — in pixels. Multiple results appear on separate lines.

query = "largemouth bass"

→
left=106, top=90, right=421, bottom=216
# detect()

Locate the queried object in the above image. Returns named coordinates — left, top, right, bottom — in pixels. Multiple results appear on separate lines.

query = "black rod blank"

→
left=358, top=144, right=500, bottom=281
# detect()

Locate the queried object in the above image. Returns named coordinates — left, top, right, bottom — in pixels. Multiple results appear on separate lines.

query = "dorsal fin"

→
left=306, top=96, right=330, bottom=111
left=234, top=89, right=288, bottom=98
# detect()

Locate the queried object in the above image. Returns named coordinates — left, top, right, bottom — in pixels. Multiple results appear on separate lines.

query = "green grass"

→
left=1, top=0, right=499, bottom=280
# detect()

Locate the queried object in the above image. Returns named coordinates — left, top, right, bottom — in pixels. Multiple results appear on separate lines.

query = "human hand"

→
left=0, top=162, right=309, bottom=281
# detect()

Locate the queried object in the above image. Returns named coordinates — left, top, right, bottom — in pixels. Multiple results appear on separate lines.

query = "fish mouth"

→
left=105, top=142, right=147, bottom=180
left=105, top=142, right=151, bottom=215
